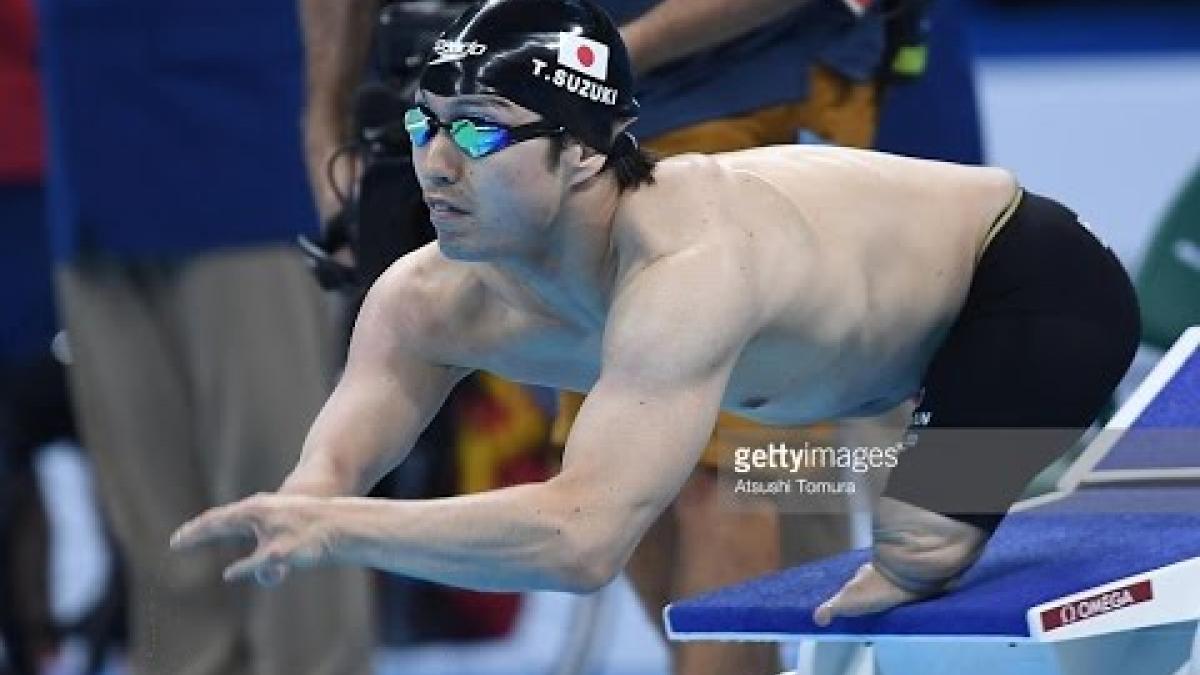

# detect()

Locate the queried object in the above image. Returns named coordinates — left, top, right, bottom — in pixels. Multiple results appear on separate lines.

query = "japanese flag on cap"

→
left=558, top=32, right=609, bottom=81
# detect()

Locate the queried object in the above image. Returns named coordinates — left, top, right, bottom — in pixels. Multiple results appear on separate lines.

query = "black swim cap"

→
left=419, top=0, right=640, bottom=155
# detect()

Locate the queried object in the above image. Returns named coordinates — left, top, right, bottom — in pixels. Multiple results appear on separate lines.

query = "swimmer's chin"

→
left=434, top=237, right=494, bottom=263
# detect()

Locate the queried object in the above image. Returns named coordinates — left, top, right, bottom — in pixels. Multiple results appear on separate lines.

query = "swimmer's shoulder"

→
left=361, top=243, right=489, bottom=355
left=622, top=151, right=725, bottom=211
left=613, top=153, right=740, bottom=253
left=611, top=156, right=768, bottom=318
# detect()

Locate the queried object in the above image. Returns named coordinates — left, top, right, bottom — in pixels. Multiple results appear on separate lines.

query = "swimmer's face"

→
left=411, top=91, right=573, bottom=261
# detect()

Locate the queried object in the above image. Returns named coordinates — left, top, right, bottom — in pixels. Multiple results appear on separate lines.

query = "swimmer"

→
left=171, top=0, right=1138, bottom=626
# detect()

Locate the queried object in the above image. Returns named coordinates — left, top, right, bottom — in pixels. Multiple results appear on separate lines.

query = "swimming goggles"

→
left=403, top=105, right=566, bottom=159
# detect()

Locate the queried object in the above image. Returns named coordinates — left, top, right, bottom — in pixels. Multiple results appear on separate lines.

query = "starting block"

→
left=666, top=327, right=1200, bottom=675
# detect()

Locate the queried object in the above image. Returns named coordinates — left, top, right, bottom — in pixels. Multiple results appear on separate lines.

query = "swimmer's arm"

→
left=322, top=255, right=753, bottom=591
left=299, top=0, right=378, bottom=219
left=279, top=271, right=469, bottom=498
left=623, top=0, right=865, bottom=76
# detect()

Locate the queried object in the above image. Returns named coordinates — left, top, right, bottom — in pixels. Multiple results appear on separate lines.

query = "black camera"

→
left=301, top=1, right=473, bottom=291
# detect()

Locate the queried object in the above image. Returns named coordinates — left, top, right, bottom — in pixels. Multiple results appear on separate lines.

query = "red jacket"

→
left=0, top=0, right=44, bottom=181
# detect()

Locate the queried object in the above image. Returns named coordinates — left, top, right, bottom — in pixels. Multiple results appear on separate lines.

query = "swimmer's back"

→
left=612, top=146, right=1022, bottom=416
left=713, top=144, right=1017, bottom=242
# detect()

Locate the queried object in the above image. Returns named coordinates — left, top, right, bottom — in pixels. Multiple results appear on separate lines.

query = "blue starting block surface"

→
left=1065, top=327, right=1200, bottom=483
left=666, top=327, right=1200, bottom=644
left=665, top=485, right=1200, bottom=640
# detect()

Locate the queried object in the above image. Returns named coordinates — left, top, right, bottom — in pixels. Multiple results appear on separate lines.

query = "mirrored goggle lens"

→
left=404, top=108, right=435, bottom=146
left=450, top=120, right=511, bottom=159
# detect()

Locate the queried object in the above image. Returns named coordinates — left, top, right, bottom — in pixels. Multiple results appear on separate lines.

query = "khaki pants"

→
left=56, top=246, right=374, bottom=675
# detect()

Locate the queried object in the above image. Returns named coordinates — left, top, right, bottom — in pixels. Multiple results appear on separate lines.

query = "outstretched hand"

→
left=170, top=493, right=339, bottom=586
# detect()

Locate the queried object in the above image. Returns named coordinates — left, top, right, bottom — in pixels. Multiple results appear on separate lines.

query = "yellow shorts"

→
left=552, top=66, right=877, bottom=468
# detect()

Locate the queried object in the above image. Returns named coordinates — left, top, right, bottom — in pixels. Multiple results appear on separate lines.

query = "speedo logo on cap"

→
left=430, top=39, right=488, bottom=65
left=557, top=33, right=609, bottom=80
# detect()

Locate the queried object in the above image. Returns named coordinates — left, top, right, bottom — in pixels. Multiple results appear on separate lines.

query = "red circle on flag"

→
left=577, top=45, right=595, bottom=68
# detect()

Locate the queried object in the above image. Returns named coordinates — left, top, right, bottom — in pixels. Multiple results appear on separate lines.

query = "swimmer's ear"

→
left=563, top=139, right=608, bottom=188
left=563, top=117, right=635, bottom=187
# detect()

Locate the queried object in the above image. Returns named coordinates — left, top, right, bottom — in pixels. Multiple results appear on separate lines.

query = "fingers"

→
left=169, top=503, right=257, bottom=550
left=813, top=563, right=921, bottom=627
left=169, top=494, right=321, bottom=588
left=224, top=549, right=292, bottom=587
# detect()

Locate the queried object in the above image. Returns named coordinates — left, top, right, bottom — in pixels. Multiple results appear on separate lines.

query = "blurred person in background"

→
left=32, top=0, right=376, bottom=672
left=1, top=0, right=61, bottom=670
left=873, top=0, right=985, bottom=166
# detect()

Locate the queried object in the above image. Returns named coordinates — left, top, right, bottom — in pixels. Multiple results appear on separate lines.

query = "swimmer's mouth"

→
left=426, top=197, right=470, bottom=216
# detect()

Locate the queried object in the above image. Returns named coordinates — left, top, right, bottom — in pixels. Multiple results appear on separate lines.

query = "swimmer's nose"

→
left=415, top=128, right=464, bottom=186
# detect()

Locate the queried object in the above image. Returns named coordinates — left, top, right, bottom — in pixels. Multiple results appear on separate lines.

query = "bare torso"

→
left=396, top=145, right=1019, bottom=425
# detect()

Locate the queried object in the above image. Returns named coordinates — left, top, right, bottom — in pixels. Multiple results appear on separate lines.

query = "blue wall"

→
left=964, top=0, right=1200, bottom=268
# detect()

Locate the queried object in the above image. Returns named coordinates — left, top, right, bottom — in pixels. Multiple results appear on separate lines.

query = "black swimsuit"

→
left=883, top=190, right=1141, bottom=533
